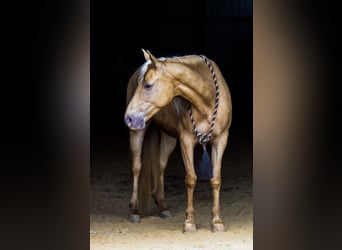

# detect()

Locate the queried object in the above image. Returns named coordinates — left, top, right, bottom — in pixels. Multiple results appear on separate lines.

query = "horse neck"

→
left=168, top=58, right=216, bottom=120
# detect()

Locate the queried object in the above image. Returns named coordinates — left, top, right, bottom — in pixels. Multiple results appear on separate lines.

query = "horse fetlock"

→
left=212, top=216, right=223, bottom=224
left=129, top=201, right=139, bottom=213
left=185, top=214, right=195, bottom=224
left=155, top=200, right=169, bottom=214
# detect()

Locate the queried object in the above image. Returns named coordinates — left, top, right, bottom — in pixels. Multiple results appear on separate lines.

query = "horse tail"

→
left=138, top=122, right=160, bottom=216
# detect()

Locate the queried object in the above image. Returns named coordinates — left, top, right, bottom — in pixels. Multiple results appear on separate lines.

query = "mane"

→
left=138, top=60, right=152, bottom=82
left=160, top=55, right=202, bottom=65
left=172, top=96, right=188, bottom=116
left=138, top=54, right=203, bottom=82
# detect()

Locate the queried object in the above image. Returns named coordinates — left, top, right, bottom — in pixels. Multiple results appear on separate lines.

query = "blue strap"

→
left=198, top=146, right=213, bottom=180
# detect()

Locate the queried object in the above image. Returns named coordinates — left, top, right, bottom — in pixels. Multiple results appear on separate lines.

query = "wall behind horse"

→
left=91, top=0, right=253, bottom=162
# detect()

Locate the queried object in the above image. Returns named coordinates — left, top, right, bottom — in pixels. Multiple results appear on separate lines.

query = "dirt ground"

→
left=90, top=139, right=253, bottom=250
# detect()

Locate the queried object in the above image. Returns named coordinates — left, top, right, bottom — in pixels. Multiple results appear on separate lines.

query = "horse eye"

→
left=143, top=82, right=153, bottom=90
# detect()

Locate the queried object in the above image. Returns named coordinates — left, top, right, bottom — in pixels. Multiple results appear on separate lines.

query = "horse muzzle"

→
left=124, top=113, right=146, bottom=130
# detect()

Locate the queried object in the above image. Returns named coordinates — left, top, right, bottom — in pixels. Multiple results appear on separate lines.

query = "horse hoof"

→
left=211, top=223, right=225, bottom=232
left=183, top=223, right=197, bottom=233
left=159, top=210, right=172, bottom=219
left=128, top=214, right=141, bottom=223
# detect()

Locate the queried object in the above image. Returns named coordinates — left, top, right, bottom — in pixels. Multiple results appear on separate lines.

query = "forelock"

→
left=138, top=60, right=151, bottom=82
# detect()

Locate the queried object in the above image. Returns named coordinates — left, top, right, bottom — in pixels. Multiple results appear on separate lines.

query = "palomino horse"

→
left=124, top=49, right=232, bottom=233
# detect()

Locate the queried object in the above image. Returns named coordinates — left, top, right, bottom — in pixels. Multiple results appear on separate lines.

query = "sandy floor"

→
left=90, top=141, right=253, bottom=250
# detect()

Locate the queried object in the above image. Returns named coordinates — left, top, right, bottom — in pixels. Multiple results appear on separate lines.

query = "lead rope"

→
left=188, top=55, right=220, bottom=180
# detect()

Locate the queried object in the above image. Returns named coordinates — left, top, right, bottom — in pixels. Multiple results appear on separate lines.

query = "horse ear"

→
left=141, top=48, right=158, bottom=66
left=142, top=49, right=150, bottom=61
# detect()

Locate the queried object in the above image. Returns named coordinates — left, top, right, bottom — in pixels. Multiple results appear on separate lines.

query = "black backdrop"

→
left=91, top=0, right=253, bottom=158
left=2, top=0, right=342, bottom=249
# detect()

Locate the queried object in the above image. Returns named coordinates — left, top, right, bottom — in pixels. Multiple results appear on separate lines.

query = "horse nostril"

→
left=126, top=116, right=133, bottom=125
left=125, top=114, right=145, bottom=129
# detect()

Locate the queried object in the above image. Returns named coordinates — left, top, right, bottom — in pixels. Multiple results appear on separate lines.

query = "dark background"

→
left=3, top=0, right=341, bottom=249
left=91, top=0, right=253, bottom=162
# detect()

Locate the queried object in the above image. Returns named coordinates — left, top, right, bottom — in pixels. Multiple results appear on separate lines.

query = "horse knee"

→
left=211, top=178, right=221, bottom=189
left=132, top=164, right=141, bottom=175
left=185, top=175, right=197, bottom=188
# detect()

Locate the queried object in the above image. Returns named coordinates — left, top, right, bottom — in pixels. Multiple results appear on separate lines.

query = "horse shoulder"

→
left=152, top=98, right=188, bottom=138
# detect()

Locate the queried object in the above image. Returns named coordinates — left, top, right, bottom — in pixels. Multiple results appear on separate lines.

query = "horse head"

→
left=124, top=49, right=176, bottom=130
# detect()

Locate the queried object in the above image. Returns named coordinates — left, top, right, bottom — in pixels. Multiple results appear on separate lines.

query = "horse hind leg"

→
left=153, top=131, right=177, bottom=218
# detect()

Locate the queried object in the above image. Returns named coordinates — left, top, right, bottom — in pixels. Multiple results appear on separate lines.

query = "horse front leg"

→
left=180, top=135, right=197, bottom=233
left=154, top=131, right=177, bottom=218
left=210, top=131, right=228, bottom=232
left=128, top=129, right=146, bottom=223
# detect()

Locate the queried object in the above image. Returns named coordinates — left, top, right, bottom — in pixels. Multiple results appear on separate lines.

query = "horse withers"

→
left=124, top=49, right=232, bottom=233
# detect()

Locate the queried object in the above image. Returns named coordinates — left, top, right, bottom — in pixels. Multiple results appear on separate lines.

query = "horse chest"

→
left=152, top=108, right=179, bottom=137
